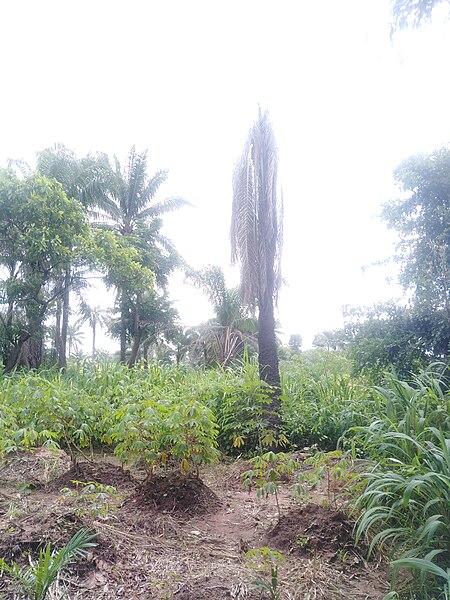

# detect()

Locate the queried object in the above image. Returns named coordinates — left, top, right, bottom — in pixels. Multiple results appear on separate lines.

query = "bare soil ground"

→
left=0, top=451, right=389, bottom=599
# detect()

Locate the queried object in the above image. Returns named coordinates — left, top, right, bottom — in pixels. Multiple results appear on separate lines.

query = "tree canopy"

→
left=0, top=169, right=91, bottom=370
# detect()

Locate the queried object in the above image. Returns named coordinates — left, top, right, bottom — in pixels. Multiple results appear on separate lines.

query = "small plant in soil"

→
left=0, top=527, right=98, bottom=600
left=246, top=546, right=286, bottom=600
left=59, top=480, right=120, bottom=519
left=242, top=451, right=298, bottom=518
left=293, top=450, right=359, bottom=508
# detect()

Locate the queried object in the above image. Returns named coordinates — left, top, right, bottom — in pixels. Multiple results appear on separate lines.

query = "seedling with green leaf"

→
left=60, top=480, right=120, bottom=519
left=293, top=450, right=359, bottom=507
left=246, top=547, right=286, bottom=600
left=0, top=528, right=98, bottom=600
left=242, top=451, right=298, bottom=518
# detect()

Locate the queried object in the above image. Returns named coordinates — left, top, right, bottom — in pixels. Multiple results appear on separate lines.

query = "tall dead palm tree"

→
left=231, top=109, right=283, bottom=426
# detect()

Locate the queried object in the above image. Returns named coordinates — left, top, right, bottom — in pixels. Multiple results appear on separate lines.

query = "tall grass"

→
left=348, top=364, right=450, bottom=599
left=281, top=350, right=374, bottom=450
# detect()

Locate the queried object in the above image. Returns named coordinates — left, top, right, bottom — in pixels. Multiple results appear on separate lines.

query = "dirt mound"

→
left=267, top=503, right=360, bottom=560
left=128, top=474, right=221, bottom=516
left=0, top=449, right=71, bottom=485
left=47, top=460, right=135, bottom=491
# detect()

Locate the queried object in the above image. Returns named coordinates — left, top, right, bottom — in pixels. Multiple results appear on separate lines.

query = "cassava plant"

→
left=242, top=451, right=297, bottom=518
left=293, top=450, right=360, bottom=508
left=246, top=547, right=286, bottom=600
left=106, top=396, right=219, bottom=479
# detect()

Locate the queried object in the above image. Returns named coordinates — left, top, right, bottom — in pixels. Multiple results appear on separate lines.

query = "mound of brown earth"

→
left=267, top=502, right=361, bottom=560
left=127, top=473, right=221, bottom=516
left=47, top=460, right=135, bottom=491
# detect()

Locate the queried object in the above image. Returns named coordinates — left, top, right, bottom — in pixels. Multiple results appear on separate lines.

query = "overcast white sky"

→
left=1, top=1, right=450, bottom=350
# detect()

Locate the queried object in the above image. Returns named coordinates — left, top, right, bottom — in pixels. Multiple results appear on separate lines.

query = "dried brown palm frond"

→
left=231, top=108, right=283, bottom=311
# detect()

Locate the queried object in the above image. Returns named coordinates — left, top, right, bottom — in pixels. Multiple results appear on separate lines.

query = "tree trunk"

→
left=55, top=297, right=62, bottom=361
left=120, top=292, right=127, bottom=364
left=18, top=336, right=42, bottom=369
left=143, top=339, right=151, bottom=365
left=4, top=332, right=31, bottom=372
left=92, top=321, right=96, bottom=358
left=128, top=297, right=141, bottom=367
left=58, top=269, right=71, bottom=368
left=5, top=327, right=43, bottom=372
left=258, top=292, right=281, bottom=431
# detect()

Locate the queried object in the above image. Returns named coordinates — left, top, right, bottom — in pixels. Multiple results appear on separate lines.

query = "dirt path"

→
left=0, top=452, right=389, bottom=599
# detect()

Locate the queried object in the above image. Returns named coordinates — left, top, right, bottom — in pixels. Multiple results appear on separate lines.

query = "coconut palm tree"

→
left=78, top=302, right=109, bottom=358
left=96, top=147, right=187, bottom=362
left=231, top=109, right=283, bottom=426
left=187, top=265, right=257, bottom=366
left=66, top=319, right=85, bottom=357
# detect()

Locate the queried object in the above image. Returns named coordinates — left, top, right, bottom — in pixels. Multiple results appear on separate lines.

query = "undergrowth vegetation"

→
left=347, top=365, right=450, bottom=599
left=0, top=353, right=449, bottom=598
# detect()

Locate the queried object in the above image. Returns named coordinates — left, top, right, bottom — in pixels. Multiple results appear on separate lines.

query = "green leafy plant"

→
left=0, top=528, right=98, bottom=600
left=107, top=396, right=219, bottom=479
left=348, top=366, right=450, bottom=599
left=60, top=480, right=120, bottom=519
left=282, top=349, right=373, bottom=451
left=246, top=547, right=286, bottom=600
left=293, top=450, right=360, bottom=508
left=242, top=451, right=298, bottom=518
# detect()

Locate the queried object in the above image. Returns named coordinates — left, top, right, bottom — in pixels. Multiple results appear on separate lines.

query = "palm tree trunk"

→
left=120, top=291, right=127, bottom=364
left=128, top=295, right=142, bottom=367
left=58, top=269, right=71, bottom=368
left=258, top=293, right=281, bottom=431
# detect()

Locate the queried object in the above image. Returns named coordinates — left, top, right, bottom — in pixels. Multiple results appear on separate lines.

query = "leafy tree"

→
left=343, top=303, right=440, bottom=380
left=187, top=265, right=257, bottom=366
left=383, top=148, right=450, bottom=324
left=0, top=170, right=90, bottom=371
left=312, top=329, right=348, bottom=352
left=231, top=109, right=283, bottom=428
left=288, top=334, right=302, bottom=354
left=336, top=147, right=450, bottom=380
left=171, top=326, right=200, bottom=365
left=391, top=0, right=450, bottom=30
left=108, top=289, right=179, bottom=367
left=36, top=144, right=109, bottom=367
left=95, top=147, right=187, bottom=362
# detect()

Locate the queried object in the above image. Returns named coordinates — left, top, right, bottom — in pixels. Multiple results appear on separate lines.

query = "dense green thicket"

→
left=0, top=352, right=374, bottom=460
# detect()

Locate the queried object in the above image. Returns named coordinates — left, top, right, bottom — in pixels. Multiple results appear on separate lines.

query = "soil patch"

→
left=0, top=456, right=388, bottom=599
left=127, top=473, right=221, bottom=516
left=0, top=448, right=71, bottom=485
left=47, top=460, right=136, bottom=491
left=173, top=576, right=259, bottom=600
left=267, top=502, right=361, bottom=560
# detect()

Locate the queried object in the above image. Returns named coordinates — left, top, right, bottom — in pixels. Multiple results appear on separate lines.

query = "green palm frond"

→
left=1, top=528, right=98, bottom=600
left=137, top=196, right=191, bottom=220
